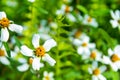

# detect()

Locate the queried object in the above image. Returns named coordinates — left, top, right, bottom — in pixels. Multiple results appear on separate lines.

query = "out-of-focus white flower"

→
left=102, top=45, right=120, bottom=71
left=28, top=0, right=35, bottom=2
left=0, top=43, right=10, bottom=65
left=0, top=12, right=23, bottom=42
left=49, top=22, right=58, bottom=29
left=82, top=14, right=98, bottom=27
left=43, top=71, right=54, bottom=80
left=110, top=10, right=120, bottom=28
left=74, top=36, right=95, bottom=58
left=63, top=0, right=72, bottom=3
left=88, top=61, right=107, bottom=80
left=20, top=34, right=57, bottom=70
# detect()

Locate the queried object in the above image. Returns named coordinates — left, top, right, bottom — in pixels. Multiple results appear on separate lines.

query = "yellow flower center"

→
left=0, top=18, right=10, bottom=28
left=28, top=58, right=33, bottom=64
left=93, top=68, right=100, bottom=76
left=35, top=46, right=45, bottom=57
left=74, top=30, right=82, bottom=38
left=87, top=17, right=92, bottom=23
left=90, top=51, right=97, bottom=59
left=45, top=75, right=50, bottom=80
left=82, top=42, right=88, bottom=47
left=65, top=6, right=70, bottom=13
left=0, top=49, right=5, bottom=56
left=111, top=54, right=120, bottom=62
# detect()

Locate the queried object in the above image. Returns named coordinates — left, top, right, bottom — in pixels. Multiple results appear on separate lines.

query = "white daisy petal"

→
left=92, top=61, right=98, bottom=69
left=88, top=68, right=93, bottom=74
left=114, top=45, right=120, bottom=56
left=102, top=56, right=111, bottom=64
left=8, top=24, right=23, bottom=33
left=32, top=57, right=44, bottom=70
left=32, top=34, right=40, bottom=48
left=77, top=47, right=84, bottom=55
left=98, top=74, right=106, bottom=80
left=92, top=75, right=98, bottom=80
left=110, top=63, right=118, bottom=71
left=49, top=72, right=54, bottom=78
left=44, top=71, right=48, bottom=76
left=73, top=39, right=82, bottom=46
left=88, top=43, right=96, bottom=49
left=99, top=66, right=106, bottom=73
left=115, top=10, right=120, bottom=20
left=0, top=12, right=6, bottom=19
left=42, top=54, right=56, bottom=66
left=17, top=63, right=29, bottom=72
left=20, top=45, right=33, bottom=56
left=1, top=28, right=9, bottom=42
left=110, top=10, right=117, bottom=20
left=110, top=20, right=119, bottom=28
left=0, top=57, right=10, bottom=65
left=43, top=39, right=57, bottom=52
left=108, top=48, right=114, bottom=56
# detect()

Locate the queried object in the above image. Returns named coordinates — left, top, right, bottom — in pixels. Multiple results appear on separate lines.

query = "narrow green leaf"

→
left=76, top=5, right=88, bottom=14
left=3, top=42, right=10, bottom=57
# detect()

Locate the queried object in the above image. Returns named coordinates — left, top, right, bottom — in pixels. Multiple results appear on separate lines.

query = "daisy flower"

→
left=56, top=4, right=76, bottom=22
left=110, top=10, right=120, bottom=28
left=88, top=61, right=107, bottom=80
left=0, top=43, right=10, bottom=65
left=75, top=36, right=96, bottom=58
left=82, top=14, right=98, bottom=27
left=20, top=34, right=57, bottom=70
left=0, top=11, right=23, bottom=42
left=102, top=45, right=120, bottom=71
left=43, top=71, right=54, bottom=80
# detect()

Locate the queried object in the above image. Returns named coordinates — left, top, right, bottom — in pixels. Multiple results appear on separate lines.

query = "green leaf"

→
left=76, top=5, right=88, bottom=14
left=13, top=36, right=22, bottom=48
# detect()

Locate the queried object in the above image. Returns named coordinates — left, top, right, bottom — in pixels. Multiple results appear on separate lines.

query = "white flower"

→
left=20, top=34, right=57, bottom=70
left=28, top=0, right=35, bottom=2
left=88, top=61, right=107, bottom=80
left=49, top=22, right=58, bottom=29
left=43, top=71, right=54, bottom=80
left=82, top=14, right=98, bottom=27
left=102, top=45, right=120, bottom=71
left=75, top=36, right=95, bottom=59
left=110, top=10, right=120, bottom=28
left=0, top=11, right=23, bottom=42
left=0, top=44, right=10, bottom=65
left=56, top=4, right=73, bottom=15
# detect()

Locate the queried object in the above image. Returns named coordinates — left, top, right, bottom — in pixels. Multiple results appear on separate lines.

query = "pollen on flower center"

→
left=0, top=49, right=5, bottom=56
left=87, top=17, right=92, bottom=23
left=93, top=68, right=100, bottom=76
left=65, top=6, right=70, bottom=13
left=90, top=51, right=96, bottom=59
left=82, top=42, right=88, bottom=47
left=0, top=18, right=10, bottom=28
left=35, top=46, right=45, bottom=57
left=28, top=58, right=33, bottom=64
left=111, top=54, right=120, bottom=62
left=45, top=75, right=50, bottom=80
left=74, top=30, right=82, bottom=38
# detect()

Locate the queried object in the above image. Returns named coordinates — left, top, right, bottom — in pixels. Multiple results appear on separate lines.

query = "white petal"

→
left=8, top=24, right=23, bottom=33
left=44, top=71, right=48, bottom=76
left=18, top=58, right=27, bottom=63
left=92, top=61, right=98, bottom=69
left=1, top=44, right=8, bottom=57
left=17, top=63, right=29, bottom=72
left=88, top=43, right=96, bottom=49
left=88, top=68, right=93, bottom=74
left=114, top=45, right=120, bottom=56
left=99, top=66, right=106, bottom=73
left=1, top=28, right=9, bottom=42
left=32, top=57, right=44, bottom=70
left=110, top=10, right=117, bottom=20
left=73, top=39, right=82, bottom=46
left=0, top=57, right=10, bottom=65
left=39, top=33, right=51, bottom=40
left=102, top=56, right=111, bottom=64
left=115, top=10, right=120, bottom=20
left=77, top=47, right=84, bottom=55
left=110, top=63, right=118, bottom=71
left=32, top=34, right=40, bottom=48
left=49, top=72, right=54, bottom=78
left=98, top=74, right=106, bottom=80
left=110, top=20, right=119, bottom=28
left=92, top=75, right=98, bottom=80
left=20, top=45, right=33, bottom=56
left=66, top=13, right=76, bottom=22
left=83, top=36, right=90, bottom=42
left=42, top=54, right=56, bottom=66
left=43, top=39, right=57, bottom=52
left=0, top=12, right=6, bottom=19
left=108, top=48, right=114, bottom=56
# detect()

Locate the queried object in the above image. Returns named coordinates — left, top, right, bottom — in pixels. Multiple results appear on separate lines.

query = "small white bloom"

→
left=0, top=11, right=23, bottom=42
left=110, top=10, right=120, bottom=28
left=102, top=45, right=120, bottom=71
left=43, top=71, right=54, bottom=80
left=20, top=34, right=57, bottom=70
left=88, top=61, right=107, bottom=80
left=82, top=14, right=98, bottom=27
left=28, top=0, right=35, bottom=2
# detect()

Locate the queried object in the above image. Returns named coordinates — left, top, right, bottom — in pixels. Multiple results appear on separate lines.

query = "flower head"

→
left=43, top=71, right=54, bottom=80
left=0, top=11, right=23, bottom=42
